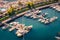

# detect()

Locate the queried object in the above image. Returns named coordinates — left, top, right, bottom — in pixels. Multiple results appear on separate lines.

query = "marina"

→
left=9, top=22, right=32, bottom=37
left=0, top=6, right=60, bottom=40
left=2, top=21, right=32, bottom=37
left=50, top=3, right=60, bottom=11
left=0, top=2, right=59, bottom=25
left=0, top=0, right=60, bottom=40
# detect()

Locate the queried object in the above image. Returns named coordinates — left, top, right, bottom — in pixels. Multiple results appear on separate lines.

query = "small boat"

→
left=3, top=21, right=33, bottom=37
left=25, top=25, right=32, bottom=30
left=24, top=13, right=32, bottom=17
left=9, top=26, right=16, bottom=31
left=38, top=13, right=48, bottom=19
left=53, top=7, right=56, bottom=9
left=34, top=10, right=41, bottom=15
left=55, top=36, right=60, bottom=40
left=16, top=32, right=22, bottom=37
left=10, top=22, right=19, bottom=25
left=50, top=16, right=58, bottom=22
left=38, top=19, right=42, bottom=21
left=2, top=26, right=6, bottom=29
left=41, top=19, right=45, bottom=23
left=2, top=25, right=9, bottom=29
left=16, top=25, right=32, bottom=37
left=38, top=15, right=44, bottom=19
left=55, top=32, right=60, bottom=40
left=42, top=13, right=48, bottom=17
left=39, top=11, right=42, bottom=13
left=31, top=14, right=38, bottom=19
left=38, top=18, right=49, bottom=24
left=44, top=20, right=49, bottom=24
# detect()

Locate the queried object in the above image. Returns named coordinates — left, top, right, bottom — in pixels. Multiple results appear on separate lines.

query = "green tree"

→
left=27, top=2, right=35, bottom=9
left=7, top=5, right=15, bottom=16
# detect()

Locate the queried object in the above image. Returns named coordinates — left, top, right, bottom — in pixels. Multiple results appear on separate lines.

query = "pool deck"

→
left=0, top=2, right=59, bottom=26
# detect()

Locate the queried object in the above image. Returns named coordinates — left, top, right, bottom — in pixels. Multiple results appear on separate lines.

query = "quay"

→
left=0, top=3, right=59, bottom=26
left=2, top=11, right=27, bottom=23
left=36, top=3, right=58, bottom=10
left=50, top=3, right=60, bottom=11
left=0, top=10, right=30, bottom=26
left=8, top=22, right=32, bottom=37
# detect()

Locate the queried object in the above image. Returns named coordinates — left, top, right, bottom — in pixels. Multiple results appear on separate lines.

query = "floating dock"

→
left=0, top=10, right=30, bottom=26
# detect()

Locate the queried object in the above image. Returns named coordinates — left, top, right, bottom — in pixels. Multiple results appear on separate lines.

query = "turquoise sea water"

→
left=0, top=8, right=60, bottom=40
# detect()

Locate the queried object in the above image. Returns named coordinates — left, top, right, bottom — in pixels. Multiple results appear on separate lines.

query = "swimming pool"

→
left=0, top=7, right=60, bottom=40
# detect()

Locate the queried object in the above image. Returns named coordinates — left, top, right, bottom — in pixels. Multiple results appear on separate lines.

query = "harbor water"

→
left=0, top=8, right=60, bottom=40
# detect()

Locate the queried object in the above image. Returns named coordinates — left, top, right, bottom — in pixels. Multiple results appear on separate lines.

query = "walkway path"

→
left=0, top=2, right=59, bottom=26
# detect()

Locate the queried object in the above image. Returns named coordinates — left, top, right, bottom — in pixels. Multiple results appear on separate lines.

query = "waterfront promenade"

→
left=36, top=3, right=58, bottom=10
left=2, top=11, right=27, bottom=23
left=0, top=3, right=58, bottom=26
left=50, top=3, right=60, bottom=11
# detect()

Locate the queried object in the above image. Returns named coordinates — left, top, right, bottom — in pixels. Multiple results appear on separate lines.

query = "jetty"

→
left=0, top=10, right=31, bottom=26
left=1, top=21, right=33, bottom=37
left=50, top=3, right=60, bottom=11
left=2, top=12, right=26, bottom=23
left=36, top=3, right=58, bottom=10
left=9, top=22, right=33, bottom=37
left=0, top=2, right=59, bottom=26
left=38, top=16, right=58, bottom=24
left=24, top=9, right=41, bottom=19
